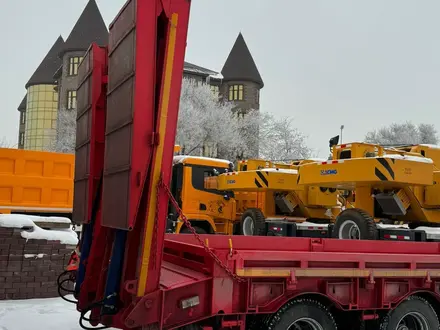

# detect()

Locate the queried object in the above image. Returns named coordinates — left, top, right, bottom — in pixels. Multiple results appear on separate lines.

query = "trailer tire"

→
left=180, top=226, right=207, bottom=234
left=333, top=208, right=378, bottom=240
left=267, top=299, right=337, bottom=330
left=240, top=208, right=266, bottom=236
left=379, top=296, right=439, bottom=330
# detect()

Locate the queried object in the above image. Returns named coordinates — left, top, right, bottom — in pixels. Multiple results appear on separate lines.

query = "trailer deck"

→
left=113, top=233, right=440, bottom=328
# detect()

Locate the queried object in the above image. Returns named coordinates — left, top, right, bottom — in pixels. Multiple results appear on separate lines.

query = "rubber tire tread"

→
left=379, top=295, right=439, bottom=330
left=240, top=208, right=266, bottom=236
left=266, top=298, right=337, bottom=330
left=332, top=208, right=378, bottom=240
left=180, top=226, right=207, bottom=234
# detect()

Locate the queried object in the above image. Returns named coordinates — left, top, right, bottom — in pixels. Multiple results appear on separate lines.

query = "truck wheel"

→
left=333, top=208, right=378, bottom=240
left=240, top=208, right=266, bottom=236
left=379, top=296, right=439, bottom=330
left=267, top=299, right=337, bottom=330
left=180, top=226, right=207, bottom=234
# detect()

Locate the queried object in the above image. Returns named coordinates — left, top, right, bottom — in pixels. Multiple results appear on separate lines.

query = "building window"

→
left=20, top=111, right=26, bottom=124
left=228, top=84, right=244, bottom=101
left=236, top=110, right=245, bottom=119
left=19, top=132, right=25, bottom=146
left=256, top=90, right=260, bottom=103
left=67, top=90, right=77, bottom=109
left=210, top=85, right=219, bottom=96
left=68, top=56, right=83, bottom=76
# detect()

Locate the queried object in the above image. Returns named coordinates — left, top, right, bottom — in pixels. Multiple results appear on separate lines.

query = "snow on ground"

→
left=0, top=296, right=117, bottom=330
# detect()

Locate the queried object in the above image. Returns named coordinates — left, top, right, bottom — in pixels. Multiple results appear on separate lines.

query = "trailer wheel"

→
left=180, top=226, right=207, bottom=234
left=333, top=208, right=378, bottom=240
left=379, top=296, right=439, bottom=330
left=267, top=299, right=337, bottom=330
left=240, top=208, right=266, bottom=236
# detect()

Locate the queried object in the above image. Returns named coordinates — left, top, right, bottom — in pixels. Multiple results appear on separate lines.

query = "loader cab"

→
left=394, top=145, right=440, bottom=167
left=331, top=142, right=384, bottom=160
left=169, top=156, right=236, bottom=234
left=237, top=159, right=272, bottom=171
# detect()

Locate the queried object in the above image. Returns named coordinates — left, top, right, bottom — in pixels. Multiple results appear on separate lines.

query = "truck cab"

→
left=168, top=155, right=236, bottom=234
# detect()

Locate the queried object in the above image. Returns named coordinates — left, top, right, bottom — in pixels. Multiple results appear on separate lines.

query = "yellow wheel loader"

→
left=298, top=138, right=439, bottom=241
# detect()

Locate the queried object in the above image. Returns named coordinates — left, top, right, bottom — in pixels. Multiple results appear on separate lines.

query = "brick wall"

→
left=0, top=227, right=75, bottom=300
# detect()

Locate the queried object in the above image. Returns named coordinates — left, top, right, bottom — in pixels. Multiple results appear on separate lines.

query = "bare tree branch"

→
left=0, top=137, right=15, bottom=148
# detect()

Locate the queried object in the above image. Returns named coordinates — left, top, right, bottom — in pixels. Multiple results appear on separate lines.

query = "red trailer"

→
left=63, top=0, right=440, bottom=329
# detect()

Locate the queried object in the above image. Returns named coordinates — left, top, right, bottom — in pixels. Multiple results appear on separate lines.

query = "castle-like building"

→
left=17, top=0, right=263, bottom=153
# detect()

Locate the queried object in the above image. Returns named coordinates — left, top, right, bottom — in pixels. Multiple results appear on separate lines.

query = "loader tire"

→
left=240, top=208, right=266, bottom=236
left=379, top=296, right=439, bottom=330
left=266, top=299, right=337, bottom=330
left=333, top=208, right=378, bottom=240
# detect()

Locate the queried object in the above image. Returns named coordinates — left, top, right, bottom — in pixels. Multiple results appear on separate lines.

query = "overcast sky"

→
left=2, top=0, right=440, bottom=156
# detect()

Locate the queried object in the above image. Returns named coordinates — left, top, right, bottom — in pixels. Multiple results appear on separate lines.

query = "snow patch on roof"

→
left=420, top=144, right=440, bottom=150
left=307, top=158, right=328, bottom=162
left=0, top=214, right=78, bottom=245
left=173, top=155, right=232, bottom=165
left=209, top=72, right=223, bottom=80
left=382, top=154, right=433, bottom=164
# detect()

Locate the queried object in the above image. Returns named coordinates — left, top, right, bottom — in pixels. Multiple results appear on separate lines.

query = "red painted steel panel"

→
left=72, top=44, right=109, bottom=311
left=73, top=44, right=107, bottom=224
left=102, top=0, right=140, bottom=230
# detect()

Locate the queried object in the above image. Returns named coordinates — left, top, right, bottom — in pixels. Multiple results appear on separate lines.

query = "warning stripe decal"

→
left=377, top=157, right=395, bottom=180
left=375, top=167, right=388, bottom=181
left=256, top=171, right=269, bottom=187
left=255, top=178, right=263, bottom=188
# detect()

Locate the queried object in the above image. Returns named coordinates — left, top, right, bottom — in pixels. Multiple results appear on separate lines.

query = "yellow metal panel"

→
left=424, top=171, right=440, bottom=207
left=176, top=156, right=230, bottom=168
left=0, top=148, right=74, bottom=211
left=299, top=157, right=433, bottom=189
left=137, top=13, right=179, bottom=297
left=236, top=267, right=440, bottom=278
left=212, top=169, right=302, bottom=192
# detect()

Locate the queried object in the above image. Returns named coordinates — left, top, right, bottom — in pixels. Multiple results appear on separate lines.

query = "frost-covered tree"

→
left=177, top=78, right=259, bottom=160
left=257, top=113, right=311, bottom=160
left=47, top=108, right=76, bottom=153
left=49, top=77, right=311, bottom=160
left=365, top=121, right=438, bottom=145
left=177, top=78, right=311, bottom=161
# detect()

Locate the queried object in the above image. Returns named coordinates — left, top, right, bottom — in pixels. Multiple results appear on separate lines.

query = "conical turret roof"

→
left=25, top=36, right=65, bottom=88
left=60, top=0, right=108, bottom=56
left=221, top=33, right=264, bottom=88
left=17, top=95, right=27, bottom=111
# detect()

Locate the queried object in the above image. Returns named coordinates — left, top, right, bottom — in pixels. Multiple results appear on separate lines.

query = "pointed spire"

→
left=221, top=33, right=264, bottom=88
left=17, top=94, right=27, bottom=111
left=25, top=36, right=65, bottom=88
left=60, top=0, right=108, bottom=56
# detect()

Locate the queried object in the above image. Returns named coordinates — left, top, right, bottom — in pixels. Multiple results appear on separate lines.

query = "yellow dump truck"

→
left=0, top=148, right=74, bottom=217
